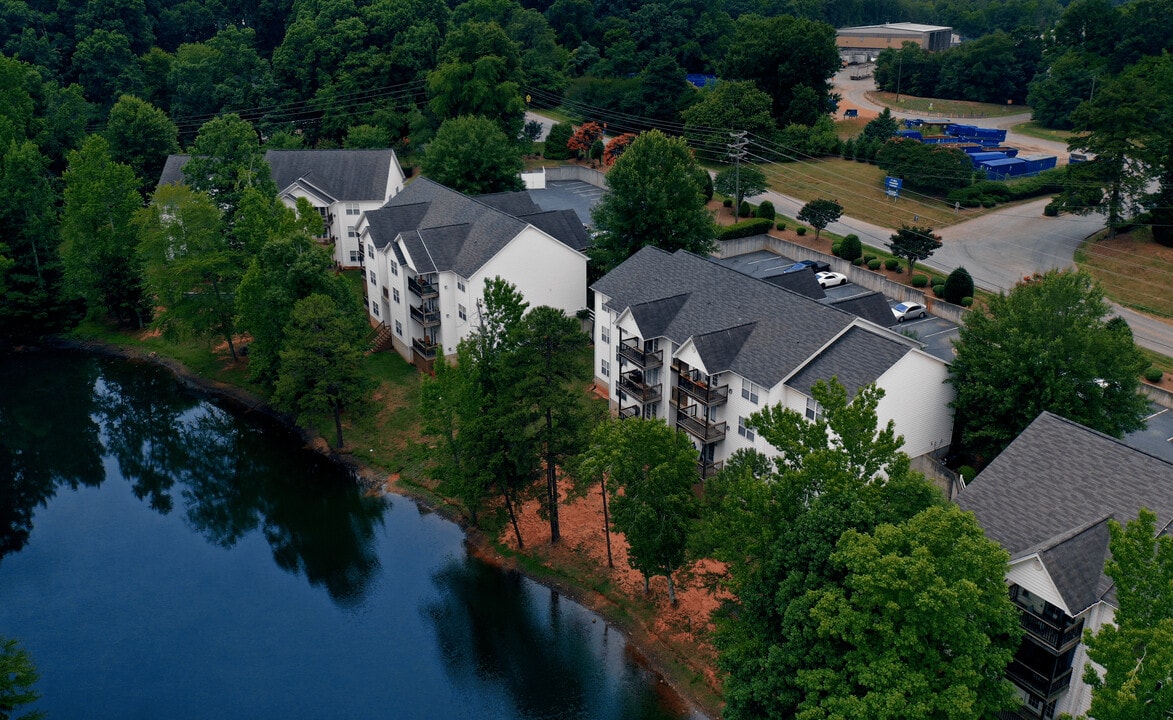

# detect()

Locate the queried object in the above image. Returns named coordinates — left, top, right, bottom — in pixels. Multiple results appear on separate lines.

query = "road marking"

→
left=922, top=328, right=959, bottom=338
left=1144, top=408, right=1168, bottom=421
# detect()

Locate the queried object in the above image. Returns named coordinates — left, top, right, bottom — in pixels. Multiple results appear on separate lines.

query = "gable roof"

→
left=827, top=291, right=898, bottom=328
left=593, top=247, right=916, bottom=389
left=158, top=149, right=400, bottom=203
left=787, top=325, right=910, bottom=400
left=957, top=411, right=1173, bottom=611
left=365, top=178, right=582, bottom=278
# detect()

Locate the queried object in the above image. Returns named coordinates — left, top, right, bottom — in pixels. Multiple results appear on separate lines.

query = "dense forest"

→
left=2, top=0, right=1172, bottom=344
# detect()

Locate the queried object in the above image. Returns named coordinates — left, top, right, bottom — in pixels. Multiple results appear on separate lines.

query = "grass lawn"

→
left=1010, top=121, right=1077, bottom=146
left=754, top=158, right=975, bottom=230
left=868, top=91, right=1027, bottom=118
left=1075, top=228, right=1173, bottom=318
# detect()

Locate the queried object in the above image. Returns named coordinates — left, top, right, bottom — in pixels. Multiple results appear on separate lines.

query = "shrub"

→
left=867, top=258, right=882, bottom=270
left=932, top=283, right=946, bottom=297
left=839, top=234, right=862, bottom=261
left=776, top=221, right=786, bottom=231
left=961, top=296, right=974, bottom=307
left=943, top=267, right=975, bottom=304
left=1144, top=366, right=1164, bottom=383
left=958, top=465, right=977, bottom=483
left=911, top=274, right=929, bottom=287
left=1043, top=202, right=1059, bottom=217
left=543, top=122, right=573, bottom=159
left=738, top=200, right=752, bottom=218
left=717, top=217, right=774, bottom=241
left=796, top=226, right=807, bottom=235
left=852, top=257, right=864, bottom=265
left=722, top=198, right=733, bottom=208
left=755, top=200, right=776, bottom=220
left=863, top=254, right=876, bottom=263
left=831, top=243, right=842, bottom=257
left=884, top=258, right=900, bottom=271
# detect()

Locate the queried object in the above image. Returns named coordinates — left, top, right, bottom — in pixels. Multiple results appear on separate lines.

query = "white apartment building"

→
left=592, top=246, right=954, bottom=476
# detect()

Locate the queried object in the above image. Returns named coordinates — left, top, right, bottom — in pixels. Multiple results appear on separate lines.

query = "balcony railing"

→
left=676, top=374, right=730, bottom=406
left=676, top=411, right=727, bottom=443
left=410, top=304, right=441, bottom=327
left=617, top=339, right=663, bottom=370
left=1015, top=603, right=1084, bottom=651
left=617, top=373, right=661, bottom=404
left=412, top=337, right=439, bottom=359
left=618, top=405, right=641, bottom=420
left=698, top=459, right=724, bottom=479
left=1006, top=660, right=1073, bottom=699
left=408, top=276, right=439, bottom=299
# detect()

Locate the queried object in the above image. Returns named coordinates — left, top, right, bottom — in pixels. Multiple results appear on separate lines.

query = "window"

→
left=737, top=416, right=755, bottom=441
left=600, top=326, right=610, bottom=344
left=741, top=379, right=761, bottom=405
left=371, top=302, right=379, bottom=317
left=367, top=244, right=374, bottom=258
left=457, top=279, right=465, bottom=292
left=346, top=203, right=360, bottom=215
left=348, top=225, right=358, bottom=239
left=458, top=304, right=467, bottom=321
left=368, top=270, right=376, bottom=283
left=601, top=359, right=610, bottom=377
left=392, top=288, right=400, bottom=303
left=349, top=250, right=360, bottom=263
left=805, top=396, right=824, bottom=421
left=394, top=320, right=402, bottom=336
left=390, top=263, right=398, bottom=276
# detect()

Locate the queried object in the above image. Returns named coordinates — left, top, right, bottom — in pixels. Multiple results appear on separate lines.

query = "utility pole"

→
left=896, top=54, right=904, bottom=102
left=728, top=131, right=748, bottom=216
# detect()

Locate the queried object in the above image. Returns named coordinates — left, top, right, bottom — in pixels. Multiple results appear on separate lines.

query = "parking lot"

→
left=528, top=180, right=605, bottom=227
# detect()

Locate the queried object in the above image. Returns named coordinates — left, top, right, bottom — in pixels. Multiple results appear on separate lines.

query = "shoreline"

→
left=32, top=337, right=722, bottom=720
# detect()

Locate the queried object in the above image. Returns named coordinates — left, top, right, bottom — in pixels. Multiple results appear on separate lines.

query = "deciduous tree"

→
left=799, top=504, right=1021, bottom=720
left=578, top=417, right=699, bottom=603
left=59, top=135, right=150, bottom=327
left=681, top=79, right=775, bottom=148
left=797, top=198, right=843, bottom=241
left=713, top=165, right=768, bottom=217
left=948, top=270, right=1149, bottom=463
left=103, top=95, right=179, bottom=195
left=427, top=20, right=526, bottom=139
left=701, top=379, right=946, bottom=720
left=422, top=115, right=524, bottom=195
left=0, top=635, right=43, bottom=720
left=1083, top=508, right=1173, bottom=720
left=590, top=129, right=715, bottom=273
left=566, top=120, right=603, bottom=160
left=273, top=293, right=373, bottom=450
left=886, top=224, right=941, bottom=276
left=136, top=184, right=242, bottom=360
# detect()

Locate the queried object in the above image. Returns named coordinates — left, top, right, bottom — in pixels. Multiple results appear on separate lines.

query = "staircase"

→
left=365, top=322, right=395, bottom=353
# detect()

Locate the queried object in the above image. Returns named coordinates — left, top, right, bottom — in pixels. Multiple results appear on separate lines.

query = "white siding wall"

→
left=873, top=349, right=954, bottom=459
left=1006, top=556, right=1068, bottom=613
left=1059, top=602, right=1114, bottom=719
left=475, top=227, right=587, bottom=318
left=335, top=200, right=384, bottom=268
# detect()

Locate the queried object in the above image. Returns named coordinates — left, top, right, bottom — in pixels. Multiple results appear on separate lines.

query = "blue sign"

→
left=885, top=176, right=903, bottom=198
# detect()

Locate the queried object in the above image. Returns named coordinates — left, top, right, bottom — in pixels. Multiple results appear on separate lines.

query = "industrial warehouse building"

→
left=836, top=22, right=953, bottom=63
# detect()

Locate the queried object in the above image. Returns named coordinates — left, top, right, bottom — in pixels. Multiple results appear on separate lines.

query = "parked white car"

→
left=892, top=301, right=927, bottom=322
left=816, top=271, right=848, bottom=288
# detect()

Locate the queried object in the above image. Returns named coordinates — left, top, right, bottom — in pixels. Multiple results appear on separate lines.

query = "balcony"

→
left=676, top=373, right=730, bottom=406
left=1006, top=660, right=1072, bottom=700
left=618, top=405, right=641, bottom=420
left=617, top=372, right=661, bottom=404
left=617, top=339, right=663, bottom=370
left=1017, top=608, right=1084, bottom=651
left=408, top=276, right=438, bottom=299
left=698, top=459, right=724, bottom=479
left=412, top=337, right=439, bottom=359
left=676, top=410, right=727, bottom=443
left=410, top=304, right=441, bottom=327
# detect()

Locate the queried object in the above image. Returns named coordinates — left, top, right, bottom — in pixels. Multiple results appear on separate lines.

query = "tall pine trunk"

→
left=332, top=400, right=345, bottom=449
left=503, top=487, right=524, bottom=549
left=546, top=407, right=560, bottom=544
left=600, top=472, right=613, bottom=568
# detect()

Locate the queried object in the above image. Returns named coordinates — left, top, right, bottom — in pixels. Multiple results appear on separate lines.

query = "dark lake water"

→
left=0, top=350, right=702, bottom=720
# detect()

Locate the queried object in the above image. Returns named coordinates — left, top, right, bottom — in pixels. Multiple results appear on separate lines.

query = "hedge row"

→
left=946, top=169, right=1064, bottom=208
left=717, top=217, right=775, bottom=241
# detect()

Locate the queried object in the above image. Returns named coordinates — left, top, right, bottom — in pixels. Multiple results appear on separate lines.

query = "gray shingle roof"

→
left=476, top=191, right=543, bottom=216
left=592, top=247, right=908, bottom=389
left=763, top=269, right=824, bottom=299
left=367, top=178, right=582, bottom=278
left=828, top=291, right=898, bottom=328
left=787, top=325, right=910, bottom=400
left=520, top=210, right=591, bottom=252
left=158, top=150, right=400, bottom=202
left=957, top=411, right=1173, bottom=611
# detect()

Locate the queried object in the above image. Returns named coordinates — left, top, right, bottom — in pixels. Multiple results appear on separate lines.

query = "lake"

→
left=0, top=350, right=702, bottom=720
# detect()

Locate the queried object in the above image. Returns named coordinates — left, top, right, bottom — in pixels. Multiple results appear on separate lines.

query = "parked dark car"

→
left=782, top=259, right=831, bottom=274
